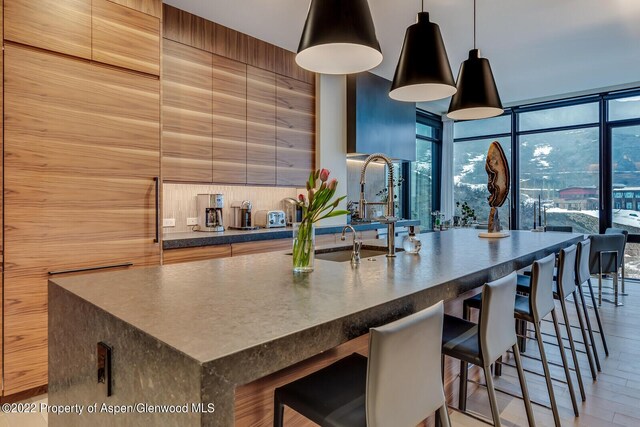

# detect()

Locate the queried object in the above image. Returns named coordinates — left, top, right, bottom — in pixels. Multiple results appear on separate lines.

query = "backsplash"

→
left=346, top=159, right=388, bottom=217
left=163, top=183, right=300, bottom=233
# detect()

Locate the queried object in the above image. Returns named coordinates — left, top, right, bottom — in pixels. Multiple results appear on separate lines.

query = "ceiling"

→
left=166, top=0, right=640, bottom=114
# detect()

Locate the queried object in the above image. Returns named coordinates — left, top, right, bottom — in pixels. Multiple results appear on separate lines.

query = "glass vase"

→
left=292, top=222, right=315, bottom=273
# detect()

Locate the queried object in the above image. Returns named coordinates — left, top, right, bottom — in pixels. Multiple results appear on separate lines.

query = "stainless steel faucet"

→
left=359, top=153, right=397, bottom=257
left=341, top=225, right=362, bottom=266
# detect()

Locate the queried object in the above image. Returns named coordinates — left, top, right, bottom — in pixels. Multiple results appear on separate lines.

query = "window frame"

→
left=451, top=87, right=640, bottom=242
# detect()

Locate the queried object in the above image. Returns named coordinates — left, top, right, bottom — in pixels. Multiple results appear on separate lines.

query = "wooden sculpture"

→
left=485, top=141, right=510, bottom=233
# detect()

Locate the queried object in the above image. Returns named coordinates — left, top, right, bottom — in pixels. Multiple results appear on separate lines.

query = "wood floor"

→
left=2, top=279, right=639, bottom=426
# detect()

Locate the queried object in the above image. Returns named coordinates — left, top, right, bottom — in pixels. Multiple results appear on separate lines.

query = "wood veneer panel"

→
left=247, top=66, right=276, bottom=185
left=92, top=0, right=161, bottom=75
left=107, top=0, right=162, bottom=18
left=4, top=45, right=160, bottom=394
left=211, top=54, right=247, bottom=184
left=231, top=239, right=292, bottom=257
left=274, top=46, right=315, bottom=84
left=162, top=39, right=214, bottom=182
left=163, top=245, right=231, bottom=264
left=247, top=36, right=276, bottom=72
left=276, top=75, right=315, bottom=187
left=4, top=0, right=91, bottom=59
left=0, top=0, right=4, bottom=394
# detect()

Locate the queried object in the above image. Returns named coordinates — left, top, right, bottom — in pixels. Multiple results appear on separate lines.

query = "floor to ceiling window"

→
left=608, top=95, right=640, bottom=278
left=450, top=89, right=640, bottom=278
left=408, top=112, right=442, bottom=229
left=453, top=115, right=511, bottom=228
left=517, top=102, right=600, bottom=232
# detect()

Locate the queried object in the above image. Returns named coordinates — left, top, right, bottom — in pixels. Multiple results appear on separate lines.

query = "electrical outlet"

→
left=163, top=218, right=176, bottom=227
left=187, top=217, right=198, bottom=226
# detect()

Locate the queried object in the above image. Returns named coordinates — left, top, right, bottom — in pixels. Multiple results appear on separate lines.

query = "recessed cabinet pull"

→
left=154, top=176, right=160, bottom=243
left=48, top=263, right=134, bottom=276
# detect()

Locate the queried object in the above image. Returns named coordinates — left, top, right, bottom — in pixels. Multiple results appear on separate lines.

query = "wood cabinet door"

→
left=276, top=75, right=315, bottom=187
left=247, top=66, right=276, bottom=185
left=211, top=54, right=247, bottom=184
left=4, top=0, right=92, bottom=58
left=92, top=0, right=161, bottom=75
left=162, top=39, right=213, bottom=182
left=3, top=45, right=160, bottom=394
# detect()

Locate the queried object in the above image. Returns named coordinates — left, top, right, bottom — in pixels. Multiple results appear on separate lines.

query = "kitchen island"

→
left=48, top=229, right=582, bottom=426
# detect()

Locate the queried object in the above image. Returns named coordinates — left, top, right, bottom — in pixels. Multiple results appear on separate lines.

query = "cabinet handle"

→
left=154, top=176, right=160, bottom=243
left=48, top=263, right=134, bottom=276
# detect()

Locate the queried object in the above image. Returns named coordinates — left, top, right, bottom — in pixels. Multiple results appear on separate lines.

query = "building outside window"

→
left=409, top=113, right=441, bottom=229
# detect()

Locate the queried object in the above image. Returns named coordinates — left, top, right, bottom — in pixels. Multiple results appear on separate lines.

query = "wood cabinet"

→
left=162, top=39, right=213, bottom=182
left=161, top=4, right=316, bottom=187
left=247, top=66, right=277, bottom=185
left=276, top=75, right=315, bottom=187
left=3, top=44, right=161, bottom=394
left=4, top=0, right=92, bottom=59
left=5, top=0, right=160, bottom=75
left=92, top=0, right=161, bottom=75
left=211, top=54, right=247, bottom=184
left=163, top=245, right=231, bottom=264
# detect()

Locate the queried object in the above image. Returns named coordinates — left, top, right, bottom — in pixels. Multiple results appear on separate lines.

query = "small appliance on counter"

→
left=282, top=198, right=303, bottom=226
left=254, top=210, right=286, bottom=228
left=229, top=200, right=259, bottom=230
left=196, top=194, right=224, bottom=232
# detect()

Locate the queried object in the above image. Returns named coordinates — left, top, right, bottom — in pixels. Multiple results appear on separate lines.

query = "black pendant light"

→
left=447, top=0, right=503, bottom=120
left=296, top=0, right=382, bottom=75
left=389, top=1, right=456, bottom=102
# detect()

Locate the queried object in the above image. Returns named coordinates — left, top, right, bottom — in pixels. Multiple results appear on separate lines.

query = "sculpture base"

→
left=478, top=231, right=511, bottom=238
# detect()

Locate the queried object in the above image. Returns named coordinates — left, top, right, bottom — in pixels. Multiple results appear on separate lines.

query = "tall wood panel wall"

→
left=162, top=4, right=316, bottom=187
left=2, top=0, right=162, bottom=396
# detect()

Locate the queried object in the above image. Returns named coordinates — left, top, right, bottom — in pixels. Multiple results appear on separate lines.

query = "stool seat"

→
left=517, top=274, right=561, bottom=298
left=274, top=353, right=367, bottom=427
left=442, top=314, right=481, bottom=366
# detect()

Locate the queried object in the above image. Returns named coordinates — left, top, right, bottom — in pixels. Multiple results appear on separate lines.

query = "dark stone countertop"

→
left=162, top=219, right=420, bottom=249
left=50, top=229, right=582, bottom=366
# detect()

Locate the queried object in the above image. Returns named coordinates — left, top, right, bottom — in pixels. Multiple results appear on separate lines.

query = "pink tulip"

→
left=319, top=168, right=330, bottom=182
left=328, top=179, right=337, bottom=191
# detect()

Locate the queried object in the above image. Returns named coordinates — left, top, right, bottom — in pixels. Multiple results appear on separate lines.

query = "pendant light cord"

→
left=473, top=0, right=477, bottom=49
left=421, top=0, right=424, bottom=12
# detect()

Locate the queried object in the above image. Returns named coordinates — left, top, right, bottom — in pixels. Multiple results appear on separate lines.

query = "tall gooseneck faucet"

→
left=359, top=153, right=397, bottom=257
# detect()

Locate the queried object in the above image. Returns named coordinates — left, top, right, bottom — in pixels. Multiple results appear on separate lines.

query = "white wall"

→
left=315, top=74, right=348, bottom=226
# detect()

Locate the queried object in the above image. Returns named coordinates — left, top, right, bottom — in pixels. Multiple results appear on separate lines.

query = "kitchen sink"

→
left=313, top=245, right=403, bottom=262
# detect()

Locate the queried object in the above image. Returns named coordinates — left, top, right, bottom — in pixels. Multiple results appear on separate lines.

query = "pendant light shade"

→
left=296, top=0, right=382, bottom=74
left=389, top=12, right=456, bottom=102
left=447, top=49, right=503, bottom=120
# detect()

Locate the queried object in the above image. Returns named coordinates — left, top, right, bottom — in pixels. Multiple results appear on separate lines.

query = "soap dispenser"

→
left=402, top=226, right=422, bottom=254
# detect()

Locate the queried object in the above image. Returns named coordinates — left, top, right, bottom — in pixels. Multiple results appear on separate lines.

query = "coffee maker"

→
left=196, top=194, right=224, bottom=232
left=229, top=200, right=258, bottom=230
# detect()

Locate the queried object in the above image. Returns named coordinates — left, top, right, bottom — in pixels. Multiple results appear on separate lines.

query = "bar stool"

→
left=589, top=233, right=626, bottom=306
left=462, top=254, right=572, bottom=427
left=515, top=245, right=593, bottom=394
left=577, top=239, right=609, bottom=359
left=442, top=272, right=536, bottom=427
left=273, top=301, right=451, bottom=427
left=605, top=228, right=629, bottom=295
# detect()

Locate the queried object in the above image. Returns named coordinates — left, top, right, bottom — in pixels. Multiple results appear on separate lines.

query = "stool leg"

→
left=622, top=260, right=626, bottom=295
left=598, top=273, right=603, bottom=306
left=573, top=289, right=597, bottom=379
left=273, top=392, right=284, bottom=427
left=578, top=283, right=601, bottom=372
left=534, top=320, right=562, bottom=427
left=483, top=365, right=502, bottom=427
left=513, top=344, right=536, bottom=427
left=560, top=296, right=586, bottom=401
left=551, top=308, right=580, bottom=416
left=494, top=355, right=503, bottom=377
left=587, top=278, right=609, bottom=356
left=437, top=405, right=452, bottom=427
left=458, top=360, right=468, bottom=412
